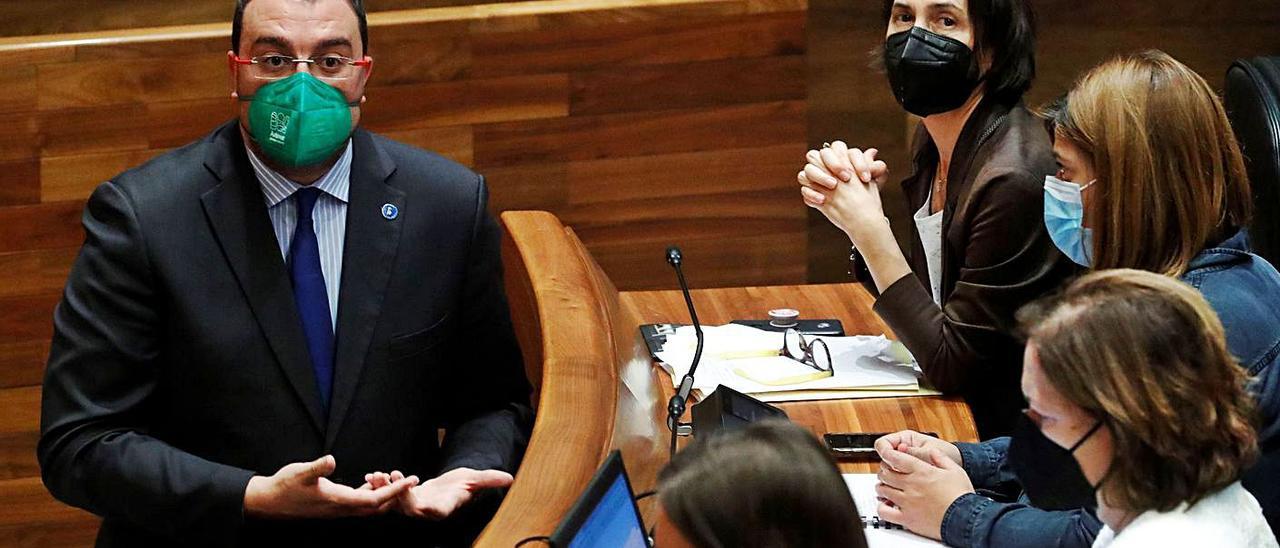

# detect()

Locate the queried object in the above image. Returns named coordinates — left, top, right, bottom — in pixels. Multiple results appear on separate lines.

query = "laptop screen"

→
left=551, top=450, right=649, bottom=548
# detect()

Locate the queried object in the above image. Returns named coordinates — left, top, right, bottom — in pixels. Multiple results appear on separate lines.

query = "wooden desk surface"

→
left=619, top=282, right=978, bottom=472
left=485, top=211, right=977, bottom=544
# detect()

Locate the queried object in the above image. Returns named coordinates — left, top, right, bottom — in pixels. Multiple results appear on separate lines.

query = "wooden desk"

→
left=479, top=211, right=975, bottom=545
left=622, top=284, right=978, bottom=473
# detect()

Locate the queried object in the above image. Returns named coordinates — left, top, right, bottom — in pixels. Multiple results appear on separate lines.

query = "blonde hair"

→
left=1018, top=269, right=1258, bottom=514
left=1053, top=50, right=1251, bottom=276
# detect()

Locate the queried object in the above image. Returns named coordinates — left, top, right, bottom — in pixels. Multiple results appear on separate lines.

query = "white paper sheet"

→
left=654, top=324, right=923, bottom=400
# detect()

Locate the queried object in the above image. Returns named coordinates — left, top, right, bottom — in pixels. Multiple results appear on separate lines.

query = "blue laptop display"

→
left=551, top=450, right=650, bottom=548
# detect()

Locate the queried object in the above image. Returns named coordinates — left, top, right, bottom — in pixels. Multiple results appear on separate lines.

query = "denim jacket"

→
left=1183, top=230, right=1280, bottom=532
left=941, top=231, right=1280, bottom=547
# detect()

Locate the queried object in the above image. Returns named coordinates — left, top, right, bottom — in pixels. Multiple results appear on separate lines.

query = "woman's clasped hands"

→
left=798, top=140, right=892, bottom=248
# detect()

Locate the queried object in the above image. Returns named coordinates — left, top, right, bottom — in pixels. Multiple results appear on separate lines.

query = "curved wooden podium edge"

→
left=479, top=211, right=623, bottom=546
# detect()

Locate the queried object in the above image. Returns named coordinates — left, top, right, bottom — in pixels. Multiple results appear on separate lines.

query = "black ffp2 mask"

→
left=1007, top=414, right=1103, bottom=511
left=883, top=26, right=981, bottom=117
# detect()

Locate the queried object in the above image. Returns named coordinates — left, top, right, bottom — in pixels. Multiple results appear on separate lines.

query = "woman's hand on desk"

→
left=875, top=430, right=962, bottom=465
left=874, top=446, right=974, bottom=541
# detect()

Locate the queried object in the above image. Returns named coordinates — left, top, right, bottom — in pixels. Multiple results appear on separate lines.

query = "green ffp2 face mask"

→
left=243, top=73, right=355, bottom=168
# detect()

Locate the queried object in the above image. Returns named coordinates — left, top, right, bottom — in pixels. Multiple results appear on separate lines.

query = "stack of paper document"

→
left=653, top=324, right=935, bottom=403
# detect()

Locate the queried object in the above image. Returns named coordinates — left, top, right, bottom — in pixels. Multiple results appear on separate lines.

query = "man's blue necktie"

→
left=289, top=187, right=335, bottom=411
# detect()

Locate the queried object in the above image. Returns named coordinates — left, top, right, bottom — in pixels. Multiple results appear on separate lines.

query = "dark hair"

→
left=232, top=0, right=369, bottom=55
left=657, top=420, right=869, bottom=548
left=880, top=0, right=1038, bottom=104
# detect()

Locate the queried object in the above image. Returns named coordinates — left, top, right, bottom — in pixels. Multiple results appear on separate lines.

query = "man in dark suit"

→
left=37, top=0, right=532, bottom=545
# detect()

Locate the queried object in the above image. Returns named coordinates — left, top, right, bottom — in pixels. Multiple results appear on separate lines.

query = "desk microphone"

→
left=660, top=247, right=791, bottom=456
left=665, top=246, right=703, bottom=453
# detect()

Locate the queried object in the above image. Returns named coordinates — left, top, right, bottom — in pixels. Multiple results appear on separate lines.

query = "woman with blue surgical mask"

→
left=873, top=50, right=1280, bottom=547
left=1045, top=53, right=1280, bottom=535
left=1042, top=175, right=1093, bottom=267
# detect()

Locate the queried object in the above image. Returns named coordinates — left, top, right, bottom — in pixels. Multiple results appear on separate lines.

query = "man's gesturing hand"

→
left=364, top=467, right=514, bottom=520
left=243, top=455, right=419, bottom=519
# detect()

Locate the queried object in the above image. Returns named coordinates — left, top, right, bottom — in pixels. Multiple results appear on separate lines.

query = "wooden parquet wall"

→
left=0, top=0, right=541, bottom=38
left=0, top=0, right=808, bottom=544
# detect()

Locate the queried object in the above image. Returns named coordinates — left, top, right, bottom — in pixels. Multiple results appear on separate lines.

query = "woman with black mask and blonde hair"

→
left=798, top=0, right=1075, bottom=442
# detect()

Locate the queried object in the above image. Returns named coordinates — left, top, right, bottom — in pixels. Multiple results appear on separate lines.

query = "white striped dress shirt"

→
left=245, top=142, right=353, bottom=329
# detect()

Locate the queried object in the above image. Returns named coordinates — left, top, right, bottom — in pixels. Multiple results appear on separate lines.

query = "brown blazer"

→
left=856, top=98, right=1078, bottom=438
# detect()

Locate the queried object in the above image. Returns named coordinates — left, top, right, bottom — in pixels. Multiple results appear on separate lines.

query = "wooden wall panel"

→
left=569, top=56, right=805, bottom=116
left=142, top=99, right=239, bottom=149
left=0, top=113, right=42, bottom=163
left=0, top=1, right=808, bottom=545
left=0, top=342, right=49, bottom=390
left=0, top=478, right=99, bottom=547
left=0, top=203, right=84, bottom=253
left=41, top=151, right=172, bottom=203
left=0, top=250, right=79, bottom=300
left=0, top=295, right=59, bottom=348
left=0, top=160, right=41, bottom=206
left=37, top=56, right=229, bottom=110
left=561, top=189, right=802, bottom=244
left=484, top=162, right=569, bottom=212
left=471, top=12, right=804, bottom=76
left=0, top=432, right=40, bottom=481
left=1027, top=24, right=1280, bottom=108
left=1026, top=0, right=1280, bottom=27
left=563, top=144, right=801, bottom=204
left=0, top=0, right=540, bottom=38
left=25, top=106, right=147, bottom=158
left=362, top=73, right=571, bottom=130
left=592, top=231, right=806, bottom=289
left=370, top=36, right=471, bottom=86
left=474, top=100, right=805, bottom=166
left=0, top=65, right=38, bottom=114
left=379, top=125, right=475, bottom=165
left=0, top=387, right=40, bottom=437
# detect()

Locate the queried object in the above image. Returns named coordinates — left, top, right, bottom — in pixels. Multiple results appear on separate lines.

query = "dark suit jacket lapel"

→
left=325, top=129, right=404, bottom=449
left=198, top=121, right=327, bottom=435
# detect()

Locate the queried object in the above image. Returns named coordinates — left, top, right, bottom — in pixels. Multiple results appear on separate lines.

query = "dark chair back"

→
left=1225, top=57, right=1280, bottom=265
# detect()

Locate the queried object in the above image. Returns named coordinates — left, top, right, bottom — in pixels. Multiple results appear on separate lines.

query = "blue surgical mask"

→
left=1044, top=175, right=1096, bottom=267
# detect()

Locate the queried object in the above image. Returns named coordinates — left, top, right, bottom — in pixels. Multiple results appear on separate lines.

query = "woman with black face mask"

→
left=798, top=0, right=1076, bottom=441
left=1011, top=271, right=1269, bottom=547
left=868, top=273, right=1275, bottom=548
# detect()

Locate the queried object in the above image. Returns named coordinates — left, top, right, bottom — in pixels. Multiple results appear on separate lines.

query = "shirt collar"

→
left=1188, top=229, right=1253, bottom=272
left=245, top=141, right=353, bottom=207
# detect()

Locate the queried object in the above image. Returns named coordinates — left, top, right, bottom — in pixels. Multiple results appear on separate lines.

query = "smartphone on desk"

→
left=824, top=432, right=938, bottom=460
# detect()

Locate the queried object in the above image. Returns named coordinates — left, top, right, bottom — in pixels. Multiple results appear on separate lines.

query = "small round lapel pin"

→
left=381, top=203, right=399, bottom=220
